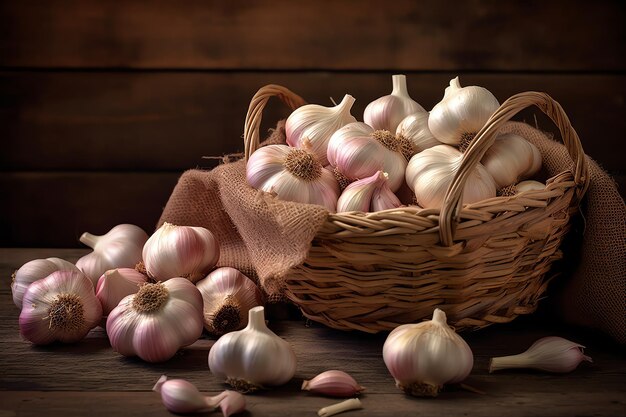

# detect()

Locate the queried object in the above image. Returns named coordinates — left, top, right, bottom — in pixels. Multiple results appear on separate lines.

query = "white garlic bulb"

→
left=337, top=171, right=401, bottom=213
left=396, top=112, right=442, bottom=157
left=286, top=94, right=357, bottom=165
left=76, top=224, right=148, bottom=287
left=208, top=306, right=297, bottom=392
left=481, top=133, right=542, bottom=188
left=143, top=222, right=220, bottom=283
left=196, top=267, right=264, bottom=335
left=11, top=257, right=80, bottom=308
left=383, top=308, right=474, bottom=397
left=428, top=77, right=500, bottom=150
left=247, top=144, right=340, bottom=212
left=405, top=145, right=496, bottom=208
left=364, top=74, right=426, bottom=133
left=515, top=180, right=545, bottom=193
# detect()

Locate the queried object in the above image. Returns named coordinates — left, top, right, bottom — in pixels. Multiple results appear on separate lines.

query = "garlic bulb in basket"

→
left=481, top=133, right=542, bottom=189
left=11, top=257, right=80, bottom=309
left=364, top=74, right=426, bottom=132
left=396, top=112, right=442, bottom=157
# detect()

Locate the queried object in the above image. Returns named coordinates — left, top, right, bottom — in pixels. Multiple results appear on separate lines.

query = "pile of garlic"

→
left=247, top=74, right=545, bottom=212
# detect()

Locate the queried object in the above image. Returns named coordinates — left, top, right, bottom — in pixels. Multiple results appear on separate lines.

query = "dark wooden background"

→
left=1, top=0, right=624, bottom=247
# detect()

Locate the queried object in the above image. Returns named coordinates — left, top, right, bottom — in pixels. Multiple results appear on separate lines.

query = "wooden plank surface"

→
left=0, top=248, right=625, bottom=417
left=1, top=0, right=624, bottom=71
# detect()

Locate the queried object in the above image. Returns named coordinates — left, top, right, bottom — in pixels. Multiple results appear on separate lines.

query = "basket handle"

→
left=243, top=84, right=307, bottom=161
left=439, top=91, right=590, bottom=247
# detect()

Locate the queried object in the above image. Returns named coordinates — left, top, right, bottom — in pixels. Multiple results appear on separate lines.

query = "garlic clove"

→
left=515, top=180, right=545, bottom=193
left=364, top=74, right=426, bottom=133
left=337, top=171, right=387, bottom=213
left=302, top=370, right=364, bottom=398
left=396, top=112, right=442, bottom=157
left=11, top=257, right=80, bottom=309
left=216, top=390, right=247, bottom=417
left=142, top=222, right=220, bottom=283
left=371, top=177, right=402, bottom=212
left=95, top=268, right=148, bottom=316
left=153, top=375, right=213, bottom=413
left=196, top=267, right=264, bottom=335
left=317, top=398, right=363, bottom=417
left=489, top=336, right=593, bottom=373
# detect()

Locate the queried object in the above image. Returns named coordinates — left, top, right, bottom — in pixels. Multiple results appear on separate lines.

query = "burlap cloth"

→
left=158, top=121, right=625, bottom=343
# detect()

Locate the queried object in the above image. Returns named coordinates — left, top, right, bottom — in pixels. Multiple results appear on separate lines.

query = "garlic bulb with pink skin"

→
left=286, top=94, right=357, bottom=165
left=106, top=278, right=203, bottom=363
left=95, top=268, right=148, bottom=316
left=396, top=112, right=442, bottom=157
left=76, top=224, right=148, bottom=287
left=19, top=269, right=102, bottom=345
left=364, top=74, right=426, bottom=133
left=11, top=257, right=80, bottom=308
left=142, top=223, right=220, bottom=283
left=337, top=171, right=401, bottom=213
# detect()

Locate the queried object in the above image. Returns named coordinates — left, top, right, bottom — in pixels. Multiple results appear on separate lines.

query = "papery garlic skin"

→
left=405, top=145, right=496, bottom=208
left=396, top=112, right=442, bottom=157
left=302, top=370, right=364, bottom=398
left=196, top=267, right=264, bottom=335
left=106, top=278, right=203, bottom=363
left=96, top=268, right=148, bottom=316
left=337, top=171, right=400, bottom=213
left=208, top=306, right=297, bottom=391
left=76, top=224, right=148, bottom=288
left=489, top=336, right=593, bottom=373
left=247, top=144, right=340, bottom=212
left=428, top=77, right=500, bottom=149
left=383, top=308, right=474, bottom=397
left=286, top=94, right=357, bottom=165
left=12, top=257, right=80, bottom=308
left=481, top=133, right=542, bottom=188
left=143, top=222, right=220, bottom=283
left=364, top=74, right=426, bottom=133
left=19, top=269, right=102, bottom=345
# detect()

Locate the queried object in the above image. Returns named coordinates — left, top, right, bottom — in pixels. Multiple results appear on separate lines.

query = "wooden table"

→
left=1, top=248, right=624, bottom=417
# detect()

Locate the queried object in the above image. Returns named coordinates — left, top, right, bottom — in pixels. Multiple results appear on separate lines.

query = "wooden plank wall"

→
left=1, top=0, right=624, bottom=247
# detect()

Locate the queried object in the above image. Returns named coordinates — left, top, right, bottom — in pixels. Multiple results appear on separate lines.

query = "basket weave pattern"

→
left=244, top=85, right=589, bottom=333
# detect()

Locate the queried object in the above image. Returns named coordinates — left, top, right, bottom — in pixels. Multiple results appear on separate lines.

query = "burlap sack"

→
left=158, top=121, right=626, bottom=343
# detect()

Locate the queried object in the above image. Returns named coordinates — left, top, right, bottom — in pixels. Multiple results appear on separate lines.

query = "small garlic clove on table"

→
left=302, top=370, right=364, bottom=397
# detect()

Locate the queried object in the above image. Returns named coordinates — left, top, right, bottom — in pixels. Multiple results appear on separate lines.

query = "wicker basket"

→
left=244, top=84, right=590, bottom=333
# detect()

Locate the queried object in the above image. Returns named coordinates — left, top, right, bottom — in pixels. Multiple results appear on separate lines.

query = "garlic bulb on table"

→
left=481, top=133, right=542, bottom=189
left=19, top=269, right=102, bottom=345
left=337, top=171, right=401, bottom=213
left=429, top=77, right=500, bottom=151
left=76, top=224, right=148, bottom=287
left=364, top=74, right=426, bottom=133
left=247, top=144, right=340, bottom=212
left=396, top=112, right=442, bottom=157
left=405, top=144, right=496, bottom=208
left=383, top=308, right=474, bottom=397
left=142, top=222, right=220, bottom=283
left=11, top=257, right=80, bottom=308
left=209, top=306, right=297, bottom=392
left=286, top=94, right=357, bottom=165
left=106, top=278, right=204, bottom=362
left=196, top=267, right=264, bottom=335
left=95, top=268, right=148, bottom=316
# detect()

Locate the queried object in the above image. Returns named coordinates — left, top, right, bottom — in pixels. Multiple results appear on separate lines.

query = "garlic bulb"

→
left=490, top=336, right=593, bottom=373
left=153, top=375, right=246, bottom=417
left=76, top=224, right=148, bottom=287
left=96, top=268, right=148, bottom=316
left=11, top=257, right=80, bottom=308
left=428, top=77, right=500, bottom=150
left=143, top=222, right=220, bottom=283
left=364, top=74, right=426, bottom=133
left=498, top=179, right=545, bottom=197
left=247, top=144, right=340, bottom=212
left=481, top=133, right=542, bottom=188
left=405, top=145, right=496, bottom=208
left=327, top=122, right=410, bottom=192
left=286, top=94, right=357, bottom=165
left=106, top=278, right=204, bottom=362
left=19, top=269, right=102, bottom=345
left=337, top=171, right=401, bottom=213
left=302, top=370, right=364, bottom=398
left=396, top=112, right=442, bottom=157
left=383, top=308, right=474, bottom=397
left=208, top=306, right=297, bottom=392
left=196, top=267, right=264, bottom=335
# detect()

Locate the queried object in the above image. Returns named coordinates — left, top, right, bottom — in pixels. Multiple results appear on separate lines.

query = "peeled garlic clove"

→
left=196, top=267, right=264, bottom=335
left=302, top=370, right=364, bottom=398
left=364, top=74, right=426, bottom=133
left=481, top=133, right=542, bottom=188
left=405, top=144, right=496, bottom=208
left=318, top=398, right=363, bottom=417
left=489, top=336, right=593, bottom=373
left=11, top=257, right=80, bottom=309
left=95, top=268, right=148, bottom=316
left=153, top=375, right=213, bottom=413
left=428, top=77, right=500, bottom=150
left=286, top=94, right=357, bottom=165
left=383, top=308, right=474, bottom=397
left=143, top=222, right=220, bottom=283
left=19, top=269, right=102, bottom=345
left=396, top=112, right=442, bottom=157
left=76, top=224, right=148, bottom=288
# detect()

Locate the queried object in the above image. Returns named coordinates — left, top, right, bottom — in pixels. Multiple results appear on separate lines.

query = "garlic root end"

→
left=398, top=380, right=442, bottom=397
left=226, top=377, right=262, bottom=393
